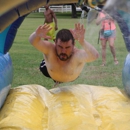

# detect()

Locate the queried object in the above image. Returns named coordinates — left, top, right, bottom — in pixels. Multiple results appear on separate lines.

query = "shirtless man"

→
left=44, top=4, right=58, bottom=41
left=29, top=23, right=99, bottom=83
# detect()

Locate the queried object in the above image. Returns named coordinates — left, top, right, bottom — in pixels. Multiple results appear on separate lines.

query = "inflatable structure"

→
left=0, top=0, right=28, bottom=15
left=0, top=0, right=130, bottom=129
left=0, top=84, right=130, bottom=130
left=0, top=15, right=26, bottom=109
left=0, top=0, right=79, bottom=32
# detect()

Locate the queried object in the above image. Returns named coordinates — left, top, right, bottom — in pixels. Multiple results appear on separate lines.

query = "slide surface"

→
left=0, top=84, right=130, bottom=130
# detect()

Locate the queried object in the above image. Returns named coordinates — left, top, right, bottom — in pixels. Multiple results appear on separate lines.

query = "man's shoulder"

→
left=73, top=48, right=83, bottom=58
left=74, top=47, right=80, bottom=52
left=48, top=8, right=53, bottom=12
left=74, top=48, right=88, bottom=58
left=48, top=8, right=55, bottom=14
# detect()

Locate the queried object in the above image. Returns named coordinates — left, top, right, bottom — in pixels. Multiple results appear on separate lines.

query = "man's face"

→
left=55, top=39, right=74, bottom=61
left=45, top=5, right=49, bottom=10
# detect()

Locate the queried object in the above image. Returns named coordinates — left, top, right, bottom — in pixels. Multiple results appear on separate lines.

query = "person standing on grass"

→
left=96, top=8, right=118, bottom=66
left=43, top=4, right=58, bottom=41
left=29, top=23, right=99, bottom=85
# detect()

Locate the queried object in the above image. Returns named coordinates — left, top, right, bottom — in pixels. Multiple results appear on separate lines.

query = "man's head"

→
left=55, top=29, right=75, bottom=61
left=44, top=4, right=49, bottom=10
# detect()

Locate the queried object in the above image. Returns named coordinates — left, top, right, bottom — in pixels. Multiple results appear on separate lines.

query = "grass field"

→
left=10, top=12, right=128, bottom=89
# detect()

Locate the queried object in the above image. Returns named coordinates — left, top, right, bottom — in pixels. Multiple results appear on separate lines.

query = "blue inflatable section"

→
left=0, top=26, right=11, bottom=54
left=112, top=11, right=130, bottom=52
left=4, top=16, right=26, bottom=54
left=0, top=16, right=26, bottom=108
left=0, top=16, right=26, bottom=54
left=117, top=10, right=130, bottom=52
left=122, top=53, right=130, bottom=97
left=0, top=53, right=13, bottom=108
left=109, top=10, right=130, bottom=96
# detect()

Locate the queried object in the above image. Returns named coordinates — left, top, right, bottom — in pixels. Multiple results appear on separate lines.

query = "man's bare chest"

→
left=44, top=11, right=52, bottom=17
left=48, top=59, right=84, bottom=75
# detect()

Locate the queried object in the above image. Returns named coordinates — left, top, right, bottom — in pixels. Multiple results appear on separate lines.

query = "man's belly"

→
left=48, top=70, right=80, bottom=82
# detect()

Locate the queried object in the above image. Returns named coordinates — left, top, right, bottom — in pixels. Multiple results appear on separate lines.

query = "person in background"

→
left=29, top=23, right=99, bottom=86
left=43, top=4, right=58, bottom=41
left=96, top=8, right=118, bottom=66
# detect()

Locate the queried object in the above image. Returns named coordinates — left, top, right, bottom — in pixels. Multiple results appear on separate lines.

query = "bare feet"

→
left=114, top=60, right=119, bottom=65
left=100, top=63, right=106, bottom=66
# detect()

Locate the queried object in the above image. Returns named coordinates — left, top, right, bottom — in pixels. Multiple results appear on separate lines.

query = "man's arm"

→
left=29, top=24, right=53, bottom=54
left=51, top=10, right=58, bottom=30
left=70, top=23, right=99, bottom=62
left=78, top=39, right=99, bottom=62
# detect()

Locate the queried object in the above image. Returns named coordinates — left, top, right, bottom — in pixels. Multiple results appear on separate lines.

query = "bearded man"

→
left=29, top=23, right=99, bottom=84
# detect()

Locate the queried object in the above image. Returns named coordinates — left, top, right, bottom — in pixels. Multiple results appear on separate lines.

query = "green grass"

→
left=10, top=12, right=128, bottom=89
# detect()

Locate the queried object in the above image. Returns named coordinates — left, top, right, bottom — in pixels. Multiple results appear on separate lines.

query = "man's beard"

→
left=56, top=50, right=73, bottom=61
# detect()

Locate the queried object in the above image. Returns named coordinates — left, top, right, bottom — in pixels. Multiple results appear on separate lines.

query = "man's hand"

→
left=35, top=24, right=52, bottom=39
left=55, top=25, right=58, bottom=31
left=70, top=23, right=85, bottom=43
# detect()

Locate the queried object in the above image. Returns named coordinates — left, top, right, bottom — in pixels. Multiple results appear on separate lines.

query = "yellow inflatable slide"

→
left=0, top=84, right=130, bottom=130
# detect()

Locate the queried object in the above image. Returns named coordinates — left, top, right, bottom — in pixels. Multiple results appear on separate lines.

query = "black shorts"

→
left=39, top=60, right=61, bottom=83
left=39, top=60, right=51, bottom=78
